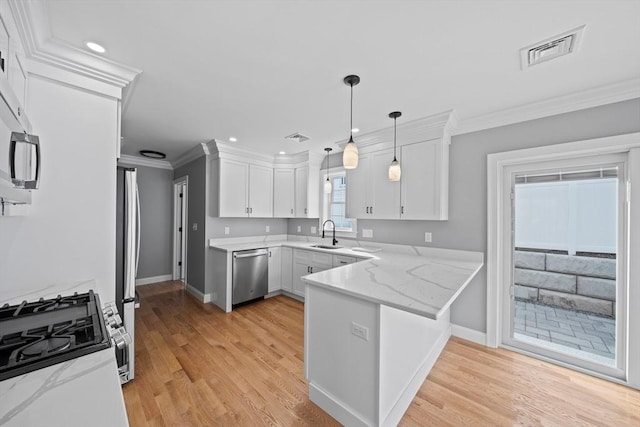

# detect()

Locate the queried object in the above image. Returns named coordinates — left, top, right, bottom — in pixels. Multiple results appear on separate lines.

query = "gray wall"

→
left=208, top=217, right=288, bottom=238
left=174, top=156, right=207, bottom=293
left=119, top=163, right=174, bottom=280
left=290, top=98, right=640, bottom=332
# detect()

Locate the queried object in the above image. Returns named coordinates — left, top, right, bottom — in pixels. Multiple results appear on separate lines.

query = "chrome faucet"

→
left=322, top=219, right=338, bottom=246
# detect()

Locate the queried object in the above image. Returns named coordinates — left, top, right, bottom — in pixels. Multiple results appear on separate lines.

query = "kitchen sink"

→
left=311, top=244, right=343, bottom=250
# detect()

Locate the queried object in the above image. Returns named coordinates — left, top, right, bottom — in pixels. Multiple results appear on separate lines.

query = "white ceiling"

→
left=44, top=0, right=640, bottom=162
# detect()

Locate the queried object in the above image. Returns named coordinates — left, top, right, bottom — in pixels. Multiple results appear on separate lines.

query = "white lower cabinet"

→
left=292, top=249, right=333, bottom=297
left=267, top=247, right=281, bottom=293
left=281, top=247, right=293, bottom=292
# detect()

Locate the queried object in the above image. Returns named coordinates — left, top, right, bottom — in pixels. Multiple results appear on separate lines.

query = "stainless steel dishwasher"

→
left=232, top=248, right=269, bottom=305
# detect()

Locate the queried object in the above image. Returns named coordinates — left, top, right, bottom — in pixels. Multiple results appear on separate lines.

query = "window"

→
left=322, top=168, right=356, bottom=236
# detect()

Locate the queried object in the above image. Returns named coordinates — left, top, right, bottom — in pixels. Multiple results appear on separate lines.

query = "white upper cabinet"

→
left=400, top=140, right=448, bottom=220
left=344, top=110, right=456, bottom=221
left=209, top=142, right=322, bottom=219
left=218, top=158, right=249, bottom=217
left=273, top=168, right=295, bottom=217
left=215, top=158, right=273, bottom=218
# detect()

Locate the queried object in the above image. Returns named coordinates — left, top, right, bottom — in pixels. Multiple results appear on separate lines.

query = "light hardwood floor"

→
left=123, top=281, right=640, bottom=426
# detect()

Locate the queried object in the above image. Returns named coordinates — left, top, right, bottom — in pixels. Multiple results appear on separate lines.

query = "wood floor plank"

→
left=123, top=281, right=640, bottom=426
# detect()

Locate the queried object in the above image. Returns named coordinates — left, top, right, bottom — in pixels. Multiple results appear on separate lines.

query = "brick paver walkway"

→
left=514, top=300, right=615, bottom=360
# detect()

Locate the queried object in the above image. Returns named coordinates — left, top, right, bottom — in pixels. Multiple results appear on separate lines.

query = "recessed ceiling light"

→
left=351, top=128, right=360, bottom=133
left=86, top=41, right=106, bottom=53
left=229, top=137, right=237, bottom=142
left=279, top=151, right=286, bottom=155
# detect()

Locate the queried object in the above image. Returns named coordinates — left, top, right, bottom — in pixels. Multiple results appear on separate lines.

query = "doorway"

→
left=504, top=158, right=625, bottom=378
left=173, top=177, right=188, bottom=283
left=487, top=133, right=640, bottom=388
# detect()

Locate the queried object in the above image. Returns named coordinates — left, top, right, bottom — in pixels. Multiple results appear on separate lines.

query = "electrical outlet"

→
left=351, top=321, right=369, bottom=341
left=311, top=226, right=317, bottom=234
left=192, top=223, right=198, bottom=231
left=297, top=225, right=301, bottom=232
left=265, top=225, right=270, bottom=233
left=424, top=232, right=432, bottom=243
left=224, top=226, right=230, bottom=235
left=362, top=229, right=373, bottom=238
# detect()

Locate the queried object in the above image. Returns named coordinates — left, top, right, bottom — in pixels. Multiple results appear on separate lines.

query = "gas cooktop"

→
left=0, top=290, right=111, bottom=381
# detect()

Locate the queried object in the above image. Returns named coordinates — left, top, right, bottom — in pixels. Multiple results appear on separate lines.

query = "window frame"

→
left=321, top=166, right=357, bottom=238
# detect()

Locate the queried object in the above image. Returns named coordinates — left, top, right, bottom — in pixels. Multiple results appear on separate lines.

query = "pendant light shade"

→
left=342, top=75, right=360, bottom=169
left=388, top=111, right=402, bottom=182
left=323, top=147, right=333, bottom=194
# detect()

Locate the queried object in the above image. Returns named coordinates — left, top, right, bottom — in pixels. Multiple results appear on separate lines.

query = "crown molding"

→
left=9, top=0, right=141, bottom=99
left=118, top=154, right=173, bottom=170
left=337, top=109, right=457, bottom=153
left=454, top=78, right=640, bottom=136
left=171, top=143, right=209, bottom=170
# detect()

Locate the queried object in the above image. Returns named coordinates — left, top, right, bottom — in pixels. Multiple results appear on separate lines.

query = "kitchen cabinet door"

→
left=249, top=164, right=273, bottom=217
left=268, top=247, right=281, bottom=293
left=219, top=159, right=249, bottom=217
left=371, top=148, right=400, bottom=219
left=281, top=247, right=293, bottom=292
left=294, top=166, right=309, bottom=217
left=292, top=260, right=309, bottom=297
left=346, top=153, right=372, bottom=218
left=401, top=140, right=448, bottom=220
left=273, top=168, right=295, bottom=217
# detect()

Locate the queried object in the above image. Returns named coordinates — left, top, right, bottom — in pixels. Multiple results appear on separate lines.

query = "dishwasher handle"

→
left=233, top=249, right=268, bottom=259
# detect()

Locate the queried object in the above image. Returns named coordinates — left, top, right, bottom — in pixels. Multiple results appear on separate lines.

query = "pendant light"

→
left=342, top=75, right=360, bottom=169
left=388, top=111, right=402, bottom=182
left=324, top=147, right=333, bottom=194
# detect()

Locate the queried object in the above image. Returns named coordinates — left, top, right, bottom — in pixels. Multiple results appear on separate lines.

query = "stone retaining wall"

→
left=514, top=251, right=616, bottom=317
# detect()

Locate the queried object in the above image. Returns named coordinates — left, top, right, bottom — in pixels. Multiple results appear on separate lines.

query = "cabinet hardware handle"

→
left=339, top=261, right=347, bottom=264
left=305, top=208, right=307, bottom=214
left=366, top=207, right=369, bottom=214
left=250, top=207, right=253, bottom=214
left=246, top=207, right=249, bottom=213
left=291, top=208, right=293, bottom=214
left=401, top=206, right=404, bottom=215
left=370, top=206, right=373, bottom=214
left=310, top=267, right=313, bottom=273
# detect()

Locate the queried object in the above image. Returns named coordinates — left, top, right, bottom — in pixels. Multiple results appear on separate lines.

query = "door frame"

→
left=487, top=132, right=640, bottom=388
left=173, top=176, right=188, bottom=283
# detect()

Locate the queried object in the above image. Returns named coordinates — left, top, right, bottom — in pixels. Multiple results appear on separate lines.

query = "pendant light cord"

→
left=393, top=116, right=397, bottom=161
left=349, top=83, right=354, bottom=138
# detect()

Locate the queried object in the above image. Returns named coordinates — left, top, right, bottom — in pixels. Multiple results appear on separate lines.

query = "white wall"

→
left=0, top=75, right=119, bottom=304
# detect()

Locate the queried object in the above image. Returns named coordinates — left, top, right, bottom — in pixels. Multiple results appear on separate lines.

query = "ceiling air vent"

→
left=520, top=25, right=585, bottom=69
left=285, top=132, right=310, bottom=143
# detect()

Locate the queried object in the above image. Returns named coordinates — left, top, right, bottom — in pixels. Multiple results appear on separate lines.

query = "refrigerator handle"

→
left=135, top=183, right=141, bottom=277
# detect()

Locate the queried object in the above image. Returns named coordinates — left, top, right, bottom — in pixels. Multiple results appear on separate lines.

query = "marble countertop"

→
left=209, top=235, right=483, bottom=320
left=302, top=248, right=483, bottom=320
left=0, top=348, right=129, bottom=427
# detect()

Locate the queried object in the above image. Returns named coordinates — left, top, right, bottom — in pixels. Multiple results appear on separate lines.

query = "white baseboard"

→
left=308, top=383, right=370, bottom=427
left=135, top=274, right=172, bottom=286
left=185, top=283, right=212, bottom=303
left=451, top=323, right=487, bottom=346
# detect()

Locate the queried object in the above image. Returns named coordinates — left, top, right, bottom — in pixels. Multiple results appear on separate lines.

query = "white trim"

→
left=456, top=78, right=640, bottom=136
left=185, top=283, right=212, bottom=304
left=9, top=0, right=141, bottom=97
left=337, top=110, right=457, bottom=153
left=451, top=323, right=487, bottom=346
left=171, top=143, right=209, bottom=169
left=135, top=274, right=172, bottom=286
left=173, top=177, right=188, bottom=283
left=118, top=154, right=173, bottom=170
left=487, top=132, right=640, bottom=388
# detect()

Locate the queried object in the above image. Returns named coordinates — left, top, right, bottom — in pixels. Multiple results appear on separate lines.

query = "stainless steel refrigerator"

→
left=116, top=166, right=140, bottom=384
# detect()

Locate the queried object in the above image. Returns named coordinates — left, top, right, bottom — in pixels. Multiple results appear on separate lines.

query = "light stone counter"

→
left=0, top=348, right=129, bottom=427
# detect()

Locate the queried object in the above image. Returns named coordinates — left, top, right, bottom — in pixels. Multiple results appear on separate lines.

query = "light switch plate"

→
left=362, top=229, right=373, bottom=238
left=424, top=232, right=432, bottom=243
left=224, top=226, right=230, bottom=235
left=265, top=225, right=270, bottom=233
left=311, top=226, right=317, bottom=234
left=192, top=223, right=198, bottom=231
left=297, top=225, right=301, bottom=232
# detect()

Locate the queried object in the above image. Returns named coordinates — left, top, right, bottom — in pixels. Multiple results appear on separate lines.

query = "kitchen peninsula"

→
left=303, top=246, right=483, bottom=427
